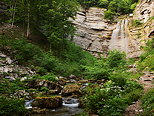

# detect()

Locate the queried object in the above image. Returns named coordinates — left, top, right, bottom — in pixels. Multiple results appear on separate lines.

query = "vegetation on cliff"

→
left=0, top=0, right=153, bottom=116
left=77, top=0, right=139, bottom=20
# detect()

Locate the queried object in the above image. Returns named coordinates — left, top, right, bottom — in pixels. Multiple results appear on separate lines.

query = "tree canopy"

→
left=1, top=0, right=78, bottom=49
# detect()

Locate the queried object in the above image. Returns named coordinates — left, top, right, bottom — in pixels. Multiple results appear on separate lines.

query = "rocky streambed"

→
left=0, top=52, right=106, bottom=115
left=26, top=98, right=83, bottom=116
left=25, top=76, right=105, bottom=115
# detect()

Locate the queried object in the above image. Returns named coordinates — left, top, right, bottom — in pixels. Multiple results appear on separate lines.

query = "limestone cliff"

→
left=73, top=0, right=154, bottom=58
left=73, top=7, right=115, bottom=57
left=134, top=0, right=154, bottom=23
left=128, top=0, right=154, bottom=58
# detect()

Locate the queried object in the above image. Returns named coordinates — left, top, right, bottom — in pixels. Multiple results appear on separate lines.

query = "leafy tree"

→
left=36, top=0, right=78, bottom=50
left=2, top=0, right=78, bottom=49
left=98, top=0, right=109, bottom=8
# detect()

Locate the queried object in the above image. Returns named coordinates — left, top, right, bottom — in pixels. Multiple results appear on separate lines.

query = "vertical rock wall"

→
left=127, top=0, right=154, bottom=58
left=73, top=0, right=154, bottom=58
left=73, top=7, right=115, bottom=57
left=134, top=0, right=154, bottom=23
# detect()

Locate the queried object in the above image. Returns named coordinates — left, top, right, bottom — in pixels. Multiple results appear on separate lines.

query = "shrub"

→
left=104, top=10, right=116, bottom=20
left=132, top=19, right=142, bottom=27
left=75, top=112, right=88, bottom=116
left=0, top=96, right=28, bottom=116
left=107, top=50, right=126, bottom=68
left=83, top=50, right=126, bottom=80
left=0, top=35, right=95, bottom=77
left=82, top=80, right=143, bottom=116
left=123, top=89, right=142, bottom=104
left=138, top=38, right=154, bottom=71
left=83, top=57, right=110, bottom=79
left=77, top=0, right=99, bottom=7
left=109, top=72, right=128, bottom=87
left=98, top=97, right=127, bottom=116
left=36, top=73, right=58, bottom=82
left=40, top=87, right=49, bottom=93
left=0, top=79, right=26, bottom=94
left=131, top=2, right=137, bottom=10
left=98, top=0, right=109, bottom=8
left=140, top=89, right=154, bottom=116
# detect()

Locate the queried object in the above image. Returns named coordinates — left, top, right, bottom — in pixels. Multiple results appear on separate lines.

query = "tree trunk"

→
left=11, top=0, right=17, bottom=28
left=26, top=1, right=30, bottom=38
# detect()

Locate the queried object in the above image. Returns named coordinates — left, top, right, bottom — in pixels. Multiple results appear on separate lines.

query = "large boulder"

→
left=32, top=96, right=62, bottom=109
left=28, top=79, right=62, bottom=94
left=61, top=84, right=81, bottom=96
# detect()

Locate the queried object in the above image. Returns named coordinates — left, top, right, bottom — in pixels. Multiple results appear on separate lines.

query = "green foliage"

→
left=131, top=2, right=137, bottom=10
left=0, top=34, right=95, bottom=77
left=140, top=89, right=154, bottom=116
left=98, top=0, right=109, bottom=8
left=77, top=0, right=99, bottom=7
left=104, top=10, right=116, bottom=21
left=98, top=97, right=127, bottom=116
left=77, top=0, right=138, bottom=20
left=82, top=80, right=143, bottom=115
left=138, top=38, right=154, bottom=71
left=123, top=89, right=143, bottom=104
left=83, top=50, right=126, bottom=80
left=0, top=79, right=26, bottom=95
left=75, top=112, right=88, bottom=116
left=0, top=96, right=27, bottom=116
left=36, top=73, right=58, bottom=82
left=132, top=19, right=142, bottom=27
left=109, top=72, right=127, bottom=87
left=149, top=16, right=154, bottom=20
left=37, top=0, right=78, bottom=49
left=107, top=50, right=126, bottom=68
left=2, top=0, right=78, bottom=50
left=83, top=58, right=110, bottom=79
left=40, top=87, right=49, bottom=93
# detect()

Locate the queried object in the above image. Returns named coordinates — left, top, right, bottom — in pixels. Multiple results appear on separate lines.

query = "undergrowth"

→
left=0, top=96, right=28, bottom=116
left=0, top=34, right=95, bottom=77
left=140, top=89, right=154, bottom=116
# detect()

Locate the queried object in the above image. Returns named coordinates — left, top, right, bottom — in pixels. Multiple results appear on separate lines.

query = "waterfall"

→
left=109, top=19, right=129, bottom=54
left=25, top=99, right=34, bottom=109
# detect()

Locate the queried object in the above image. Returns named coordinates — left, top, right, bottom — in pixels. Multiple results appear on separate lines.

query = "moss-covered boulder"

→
left=28, top=79, right=62, bottom=94
left=61, top=84, right=81, bottom=96
left=32, top=96, right=62, bottom=109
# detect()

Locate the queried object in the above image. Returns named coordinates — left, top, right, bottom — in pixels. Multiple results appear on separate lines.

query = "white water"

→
left=62, top=98, right=79, bottom=108
left=25, top=99, right=34, bottom=109
left=109, top=19, right=129, bottom=53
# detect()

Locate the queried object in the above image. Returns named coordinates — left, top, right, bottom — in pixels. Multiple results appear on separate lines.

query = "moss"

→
left=36, top=96, right=62, bottom=99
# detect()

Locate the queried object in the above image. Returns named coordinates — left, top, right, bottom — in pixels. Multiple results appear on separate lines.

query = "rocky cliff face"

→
left=73, top=0, right=154, bottom=58
left=134, top=0, right=154, bottom=23
left=133, top=0, right=154, bottom=39
left=127, top=0, right=154, bottom=58
left=73, top=7, right=115, bottom=56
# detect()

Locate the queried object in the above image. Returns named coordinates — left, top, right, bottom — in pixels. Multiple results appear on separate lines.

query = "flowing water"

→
left=109, top=19, right=129, bottom=53
left=25, top=98, right=83, bottom=116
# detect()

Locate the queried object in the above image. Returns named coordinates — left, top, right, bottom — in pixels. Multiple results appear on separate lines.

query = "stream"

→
left=25, top=98, right=83, bottom=116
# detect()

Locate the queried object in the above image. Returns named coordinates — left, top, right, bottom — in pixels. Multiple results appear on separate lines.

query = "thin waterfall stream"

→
left=109, top=19, right=129, bottom=54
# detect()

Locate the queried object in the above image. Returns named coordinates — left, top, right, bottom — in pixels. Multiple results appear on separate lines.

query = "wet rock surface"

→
left=28, top=79, right=62, bottom=94
left=32, top=96, right=62, bottom=109
left=31, top=106, right=83, bottom=116
left=62, top=84, right=81, bottom=97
